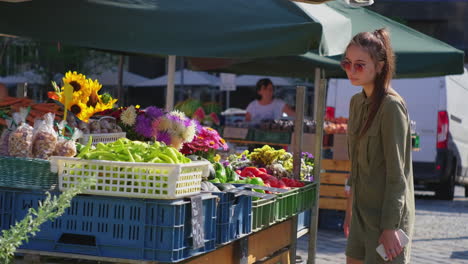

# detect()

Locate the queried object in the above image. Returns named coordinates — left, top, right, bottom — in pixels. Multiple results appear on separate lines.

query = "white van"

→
left=326, top=69, right=468, bottom=200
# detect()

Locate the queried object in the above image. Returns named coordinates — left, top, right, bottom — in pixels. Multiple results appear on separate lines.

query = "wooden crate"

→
left=185, top=244, right=236, bottom=264
left=256, top=248, right=290, bottom=264
left=248, top=220, right=292, bottom=264
left=319, top=159, right=351, bottom=211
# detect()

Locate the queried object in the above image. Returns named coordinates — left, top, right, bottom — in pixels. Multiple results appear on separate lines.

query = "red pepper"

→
left=258, top=168, right=267, bottom=174
left=241, top=167, right=261, bottom=177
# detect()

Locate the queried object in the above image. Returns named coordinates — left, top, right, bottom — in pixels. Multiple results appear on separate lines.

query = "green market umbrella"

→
left=189, top=1, right=464, bottom=78
left=0, top=0, right=351, bottom=58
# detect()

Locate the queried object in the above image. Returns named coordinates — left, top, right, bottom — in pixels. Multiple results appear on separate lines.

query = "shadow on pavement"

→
left=450, top=251, right=468, bottom=260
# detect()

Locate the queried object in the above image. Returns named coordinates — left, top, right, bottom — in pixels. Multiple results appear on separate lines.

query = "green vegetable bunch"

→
left=78, top=137, right=191, bottom=164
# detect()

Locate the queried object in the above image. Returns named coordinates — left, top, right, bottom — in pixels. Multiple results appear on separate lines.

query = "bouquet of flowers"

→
left=180, top=126, right=228, bottom=162
left=151, top=109, right=199, bottom=150
left=48, top=71, right=117, bottom=122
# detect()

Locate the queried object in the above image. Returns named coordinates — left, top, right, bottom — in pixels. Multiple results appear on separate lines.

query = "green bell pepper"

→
left=214, top=162, right=227, bottom=183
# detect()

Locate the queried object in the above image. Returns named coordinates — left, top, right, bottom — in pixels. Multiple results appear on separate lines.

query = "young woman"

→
left=342, top=28, right=415, bottom=264
left=245, top=78, right=295, bottom=123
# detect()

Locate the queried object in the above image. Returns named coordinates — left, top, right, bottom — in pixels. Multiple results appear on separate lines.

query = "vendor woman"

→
left=245, top=78, right=295, bottom=123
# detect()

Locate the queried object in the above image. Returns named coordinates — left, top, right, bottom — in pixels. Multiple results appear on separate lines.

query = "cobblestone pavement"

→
left=297, top=186, right=468, bottom=264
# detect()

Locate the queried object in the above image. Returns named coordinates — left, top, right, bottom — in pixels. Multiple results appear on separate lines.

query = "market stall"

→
left=0, top=70, right=319, bottom=264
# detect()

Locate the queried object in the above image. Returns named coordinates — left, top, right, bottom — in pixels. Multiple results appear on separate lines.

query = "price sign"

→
left=190, top=195, right=205, bottom=249
left=220, top=73, right=236, bottom=91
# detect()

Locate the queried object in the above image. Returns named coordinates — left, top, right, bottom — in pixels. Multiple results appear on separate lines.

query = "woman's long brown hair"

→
left=346, top=28, right=398, bottom=137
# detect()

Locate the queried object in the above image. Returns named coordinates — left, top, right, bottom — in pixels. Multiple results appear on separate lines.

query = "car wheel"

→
left=435, top=172, right=455, bottom=200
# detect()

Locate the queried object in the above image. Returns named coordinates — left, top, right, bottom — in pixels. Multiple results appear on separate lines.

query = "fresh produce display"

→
left=77, top=138, right=191, bottom=164
left=224, top=119, right=315, bottom=133
left=324, top=116, right=348, bottom=134
left=77, top=117, right=123, bottom=134
left=0, top=98, right=64, bottom=126
left=257, top=119, right=316, bottom=133
left=226, top=145, right=314, bottom=181
left=175, top=99, right=221, bottom=126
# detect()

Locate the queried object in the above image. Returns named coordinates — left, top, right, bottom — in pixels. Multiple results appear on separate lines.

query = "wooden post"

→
left=292, top=86, right=306, bottom=179
left=290, top=86, right=306, bottom=264
left=166, top=55, right=176, bottom=111
left=307, top=68, right=326, bottom=264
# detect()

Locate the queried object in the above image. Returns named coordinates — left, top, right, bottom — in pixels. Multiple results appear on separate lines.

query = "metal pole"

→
left=117, top=55, right=124, bottom=105
left=226, top=91, right=230, bottom=109
left=307, top=68, right=326, bottom=264
left=290, top=86, right=306, bottom=264
left=166, top=55, right=176, bottom=111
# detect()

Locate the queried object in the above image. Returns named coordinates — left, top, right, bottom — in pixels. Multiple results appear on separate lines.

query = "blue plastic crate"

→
left=0, top=190, right=16, bottom=230
left=213, top=192, right=252, bottom=245
left=297, top=209, right=311, bottom=231
left=0, top=188, right=217, bottom=263
left=318, top=209, right=344, bottom=231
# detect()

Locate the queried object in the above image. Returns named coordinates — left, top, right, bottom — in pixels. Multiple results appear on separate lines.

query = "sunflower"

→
left=54, top=71, right=117, bottom=123
left=86, top=79, right=102, bottom=107
left=69, top=101, right=94, bottom=122
left=62, top=71, right=90, bottom=97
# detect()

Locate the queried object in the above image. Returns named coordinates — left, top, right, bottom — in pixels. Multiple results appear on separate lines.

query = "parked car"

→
left=326, top=69, right=468, bottom=200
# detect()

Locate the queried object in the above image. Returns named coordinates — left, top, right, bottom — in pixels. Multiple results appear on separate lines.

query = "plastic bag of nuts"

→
left=8, top=108, right=33, bottom=158
left=0, top=119, right=15, bottom=157
left=54, top=122, right=82, bottom=157
left=32, top=113, right=57, bottom=159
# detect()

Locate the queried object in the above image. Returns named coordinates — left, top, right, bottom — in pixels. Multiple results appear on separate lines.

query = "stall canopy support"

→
left=290, top=85, right=306, bottom=264
left=165, top=55, right=176, bottom=111
left=308, top=68, right=326, bottom=264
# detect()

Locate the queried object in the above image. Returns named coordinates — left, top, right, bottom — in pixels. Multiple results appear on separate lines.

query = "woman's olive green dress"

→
left=345, top=92, right=415, bottom=264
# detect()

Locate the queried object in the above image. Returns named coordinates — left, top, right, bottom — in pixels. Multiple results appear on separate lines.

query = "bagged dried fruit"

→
left=32, top=113, right=57, bottom=159
left=54, top=122, right=82, bottom=157
left=8, top=108, right=33, bottom=158
left=0, top=119, right=15, bottom=156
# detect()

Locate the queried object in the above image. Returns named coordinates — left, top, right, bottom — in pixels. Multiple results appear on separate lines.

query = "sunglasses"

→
left=340, top=60, right=366, bottom=73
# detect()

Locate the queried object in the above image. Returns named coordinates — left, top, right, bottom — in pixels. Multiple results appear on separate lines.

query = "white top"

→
left=246, top=99, right=286, bottom=123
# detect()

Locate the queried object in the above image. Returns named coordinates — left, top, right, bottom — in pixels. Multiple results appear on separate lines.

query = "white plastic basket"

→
left=50, top=156, right=210, bottom=199
left=79, top=132, right=127, bottom=146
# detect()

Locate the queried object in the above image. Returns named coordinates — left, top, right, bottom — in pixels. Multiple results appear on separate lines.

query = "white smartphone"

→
left=376, top=229, right=410, bottom=261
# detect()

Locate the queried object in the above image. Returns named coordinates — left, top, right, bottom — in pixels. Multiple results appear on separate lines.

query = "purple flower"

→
left=184, top=118, right=193, bottom=128
left=222, top=160, right=230, bottom=167
left=145, top=106, right=164, bottom=119
left=156, top=131, right=171, bottom=145
left=135, top=114, right=153, bottom=138
left=302, top=152, right=314, bottom=160
left=192, top=119, right=202, bottom=132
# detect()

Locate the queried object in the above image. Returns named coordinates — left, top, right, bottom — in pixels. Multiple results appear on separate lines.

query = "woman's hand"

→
left=378, top=229, right=403, bottom=261
left=343, top=211, right=351, bottom=238
left=344, top=188, right=352, bottom=238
